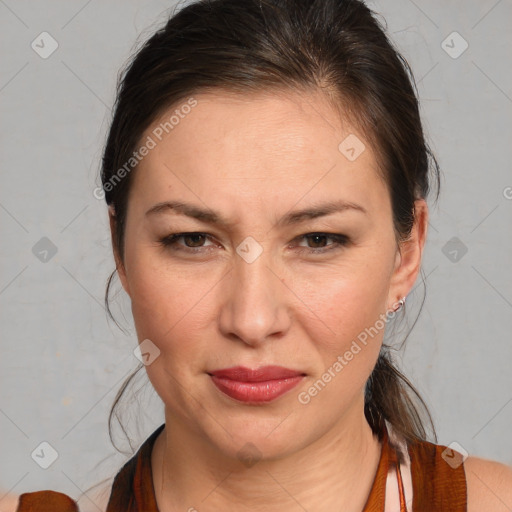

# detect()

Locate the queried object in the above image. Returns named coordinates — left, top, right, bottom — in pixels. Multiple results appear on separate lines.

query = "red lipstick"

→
left=208, top=366, right=305, bottom=403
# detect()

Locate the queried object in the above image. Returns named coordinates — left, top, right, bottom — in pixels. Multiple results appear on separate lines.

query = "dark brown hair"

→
left=101, top=0, right=440, bottom=453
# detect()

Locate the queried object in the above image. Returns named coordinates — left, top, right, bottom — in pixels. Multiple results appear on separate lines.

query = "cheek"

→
left=125, top=249, right=218, bottom=361
left=288, top=256, right=392, bottom=350
left=126, top=261, right=214, bottom=413
left=286, top=254, right=392, bottom=405
left=125, top=242, right=187, bottom=322
left=294, top=271, right=385, bottom=409
left=129, top=271, right=209, bottom=344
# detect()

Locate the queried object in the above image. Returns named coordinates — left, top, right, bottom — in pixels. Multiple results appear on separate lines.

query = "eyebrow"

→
left=145, top=199, right=367, bottom=227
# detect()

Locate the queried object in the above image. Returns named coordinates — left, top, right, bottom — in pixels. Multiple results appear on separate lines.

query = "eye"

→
left=293, top=233, right=349, bottom=254
left=158, top=231, right=349, bottom=256
left=158, top=232, right=217, bottom=253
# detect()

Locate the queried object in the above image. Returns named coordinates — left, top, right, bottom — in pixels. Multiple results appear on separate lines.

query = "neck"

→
left=152, top=395, right=382, bottom=512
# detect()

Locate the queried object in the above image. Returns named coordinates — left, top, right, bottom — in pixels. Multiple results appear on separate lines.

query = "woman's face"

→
left=112, top=89, right=426, bottom=460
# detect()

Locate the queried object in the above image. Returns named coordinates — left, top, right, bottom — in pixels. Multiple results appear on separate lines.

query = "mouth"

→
left=207, top=365, right=306, bottom=403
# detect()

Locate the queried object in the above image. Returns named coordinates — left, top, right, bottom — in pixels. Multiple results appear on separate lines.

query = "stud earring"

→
left=394, top=296, right=406, bottom=312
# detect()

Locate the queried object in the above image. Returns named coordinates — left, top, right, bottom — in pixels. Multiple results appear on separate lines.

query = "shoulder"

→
left=0, top=492, right=19, bottom=512
left=464, top=455, right=512, bottom=512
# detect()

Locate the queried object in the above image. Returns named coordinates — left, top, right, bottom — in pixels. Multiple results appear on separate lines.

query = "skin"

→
left=110, top=88, right=428, bottom=512
left=6, top=90, right=512, bottom=512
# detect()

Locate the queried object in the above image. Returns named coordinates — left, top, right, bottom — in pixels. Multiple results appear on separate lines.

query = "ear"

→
left=387, top=199, right=429, bottom=309
left=108, top=205, right=131, bottom=297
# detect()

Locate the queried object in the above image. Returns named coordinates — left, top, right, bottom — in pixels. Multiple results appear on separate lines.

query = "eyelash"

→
left=158, top=232, right=349, bottom=255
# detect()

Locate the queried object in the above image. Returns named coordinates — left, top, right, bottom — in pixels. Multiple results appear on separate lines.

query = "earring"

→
left=394, top=296, right=406, bottom=312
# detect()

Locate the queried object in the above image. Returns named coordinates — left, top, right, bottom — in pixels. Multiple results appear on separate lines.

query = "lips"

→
left=208, top=365, right=305, bottom=403
left=209, top=365, right=304, bottom=382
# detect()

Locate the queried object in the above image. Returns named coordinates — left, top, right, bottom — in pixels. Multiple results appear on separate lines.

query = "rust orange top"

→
left=15, top=422, right=467, bottom=511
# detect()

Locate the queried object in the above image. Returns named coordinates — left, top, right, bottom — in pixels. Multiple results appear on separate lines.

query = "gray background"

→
left=1, top=0, right=511, bottom=510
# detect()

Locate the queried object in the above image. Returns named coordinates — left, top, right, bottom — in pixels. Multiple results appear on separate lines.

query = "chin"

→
left=202, top=414, right=312, bottom=466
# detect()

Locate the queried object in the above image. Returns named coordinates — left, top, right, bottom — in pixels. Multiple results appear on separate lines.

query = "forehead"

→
left=130, top=89, right=387, bottom=217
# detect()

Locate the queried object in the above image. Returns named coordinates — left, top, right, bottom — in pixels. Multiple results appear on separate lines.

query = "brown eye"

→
left=159, top=232, right=216, bottom=252
left=305, top=234, right=329, bottom=248
left=182, top=233, right=207, bottom=247
left=295, top=233, right=349, bottom=254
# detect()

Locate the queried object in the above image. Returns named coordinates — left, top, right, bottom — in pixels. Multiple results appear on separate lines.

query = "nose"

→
left=218, top=250, right=291, bottom=347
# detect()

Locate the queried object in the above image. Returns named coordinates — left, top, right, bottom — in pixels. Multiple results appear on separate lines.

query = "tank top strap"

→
left=385, top=421, right=413, bottom=512
left=363, top=421, right=396, bottom=511
left=384, top=421, right=467, bottom=511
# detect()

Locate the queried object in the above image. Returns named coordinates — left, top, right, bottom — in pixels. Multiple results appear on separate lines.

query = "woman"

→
left=15, top=0, right=512, bottom=510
